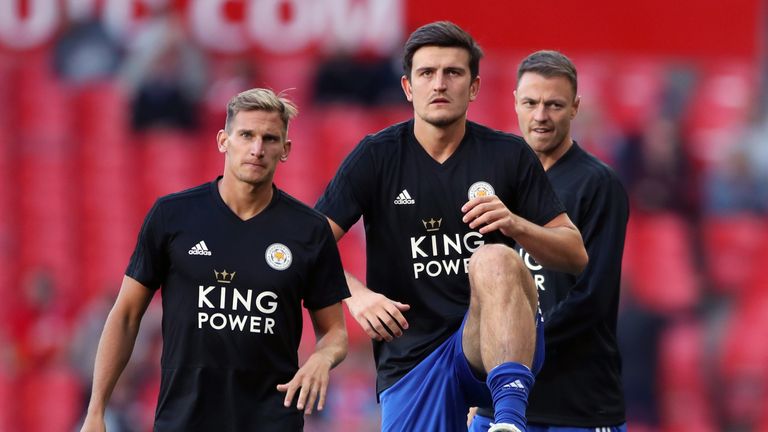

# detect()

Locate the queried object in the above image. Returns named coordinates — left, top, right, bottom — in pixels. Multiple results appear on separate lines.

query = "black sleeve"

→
left=303, top=220, right=351, bottom=310
left=125, top=200, right=169, bottom=290
left=512, top=145, right=565, bottom=226
left=543, top=174, right=629, bottom=345
left=315, top=138, right=376, bottom=231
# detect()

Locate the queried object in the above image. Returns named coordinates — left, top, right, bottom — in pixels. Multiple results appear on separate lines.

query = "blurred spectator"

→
left=736, top=109, right=768, bottom=211
left=615, top=115, right=696, bottom=216
left=10, top=269, right=81, bottom=431
left=313, top=52, right=404, bottom=106
left=120, top=3, right=207, bottom=132
left=613, top=65, right=700, bottom=217
left=704, top=145, right=766, bottom=214
left=11, top=268, right=71, bottom=369
left=52, top=16, right=122, bottom=85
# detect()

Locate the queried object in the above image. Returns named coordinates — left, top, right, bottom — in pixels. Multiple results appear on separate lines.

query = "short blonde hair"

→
left=224, top=88, right=298, bottom=135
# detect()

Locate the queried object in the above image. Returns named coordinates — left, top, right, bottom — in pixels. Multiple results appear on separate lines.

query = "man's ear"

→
left=280, top=140, right=292, bottom=162
left=571, top=95, right=581, bottom=119
left=217, top=130, right=228, bottom=153
left=401, top=75, right=414, bottom=102
left=469, top=76, right=480, bottom=102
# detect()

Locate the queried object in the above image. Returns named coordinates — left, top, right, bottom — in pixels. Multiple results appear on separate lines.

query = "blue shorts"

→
left=470, top=415, right=627, bottom=432
left=380, top=313, right=544, bottom=432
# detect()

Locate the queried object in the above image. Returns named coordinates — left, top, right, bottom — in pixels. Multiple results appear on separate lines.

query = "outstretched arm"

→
left=462, top=196, right=587, bottom=274
left=326, top=218, right=410, bottom=341
left=81, top=276, right=154, bottom=432
left=277, top=302, right=348, bottom=414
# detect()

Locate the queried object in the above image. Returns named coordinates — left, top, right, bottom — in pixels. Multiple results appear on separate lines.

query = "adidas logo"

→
left=188, top=241, right=212, bottom=256
left=393, top=189, right=415, bottom=205
left=501, top=379, right=525, bottom=390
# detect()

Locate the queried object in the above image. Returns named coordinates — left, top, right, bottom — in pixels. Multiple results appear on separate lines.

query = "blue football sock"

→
left=486, top=362, right=534, bottom=430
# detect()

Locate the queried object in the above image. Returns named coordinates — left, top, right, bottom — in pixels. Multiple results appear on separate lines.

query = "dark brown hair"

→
left=402, top=21, right=483, bottom=81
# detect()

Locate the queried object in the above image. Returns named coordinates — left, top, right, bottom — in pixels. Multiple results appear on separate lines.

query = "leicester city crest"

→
left=265, top=243, right=292, bottom=271
left=468, top=181, right=495, bottom=200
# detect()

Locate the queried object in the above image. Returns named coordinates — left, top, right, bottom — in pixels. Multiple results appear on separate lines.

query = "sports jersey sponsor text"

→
left=410, top=231, right=484, bottom=279
left=197, top=285, right=277, bottom=334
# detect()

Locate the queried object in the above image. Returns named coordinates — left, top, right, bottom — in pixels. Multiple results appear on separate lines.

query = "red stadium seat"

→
left=0, top=56, right=14, bottom=148
left=718, top=291, right=768, bottom=429
left=466, top=52, right=517, bottom=131
left=702, top=213, right=768, bottom=297
left=272, top=111, right=324, bottom=203
left=658, top=321, right=716, bottom=432
left=136, top=131, right=200, bottom=209
left=0, top=363, right=17, bottom=431
left=19, top=366, right=82, bottom=432
left=0, top=123, right=16, bottom=316
left=13, top=53, right=73, bottom=151
left=17, top=157, right=79, bottom=298
left=622, top=213, right=700, bottom=313
left=684, top=60, right=755, bottom=170
left=313, top=105, right=379, bottom=185
left=256, top=54, right=317, bottom=109
left=14, top=52, right=77, bottom=292
left=602, top=57, right=665, bottom=132
left=73, top=82, right=131, bottom=148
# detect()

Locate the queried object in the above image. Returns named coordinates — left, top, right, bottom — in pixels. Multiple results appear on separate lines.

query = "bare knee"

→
left=468, top=244, right=537, bottom=311
left=468, top=244, right=525, bottom=283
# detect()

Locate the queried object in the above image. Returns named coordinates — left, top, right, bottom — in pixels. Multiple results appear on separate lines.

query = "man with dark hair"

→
left=470, top=50, right=629, bottom=432
left=316, top=23, right=587, bottom=432
left=81, top=88, right=350, bottom=432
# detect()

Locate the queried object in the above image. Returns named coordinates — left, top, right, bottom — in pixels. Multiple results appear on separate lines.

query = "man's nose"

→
left=533, top=104, right=548, bottom=121
left=251, top=139, right=264, bottom=156
left=434, top=72, right=448, bottom=91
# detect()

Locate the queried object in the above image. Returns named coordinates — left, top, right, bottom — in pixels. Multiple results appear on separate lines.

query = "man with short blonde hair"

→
left=81, top=88, right=350, bottom=432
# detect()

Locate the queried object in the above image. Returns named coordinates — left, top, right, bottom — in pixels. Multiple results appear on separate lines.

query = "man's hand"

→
left=462, top=195, right=521, bottom=238
left=277, top=353, right=334, bottom=415
left=345, top=288, right=410, bottom=342
left=80, top=414, right=106, bottom=432
left=467, top=407, right=478, bottom=427
left=325, top=218, right=410, bottom=341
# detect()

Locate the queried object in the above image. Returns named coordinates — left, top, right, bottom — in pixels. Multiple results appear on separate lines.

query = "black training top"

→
left=126, top=178, right=349, bottom=432
left=316, top=120, right=564, bottom=394
left=524, top=143, right=629, bottom=427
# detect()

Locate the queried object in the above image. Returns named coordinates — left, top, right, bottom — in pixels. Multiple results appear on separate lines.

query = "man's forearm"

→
left=86, top=309, right=142, bottom=416
left=312, top=325, right=348, bottom=369
left=512, top=219, right=587, bottom=274
left=343, top=270, right=369, bottom=298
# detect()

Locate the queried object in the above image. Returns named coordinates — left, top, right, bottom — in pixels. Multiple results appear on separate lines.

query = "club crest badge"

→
left=468, top=181, right=495, bottom=200
left=265, top=243, right=292, bottom=271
